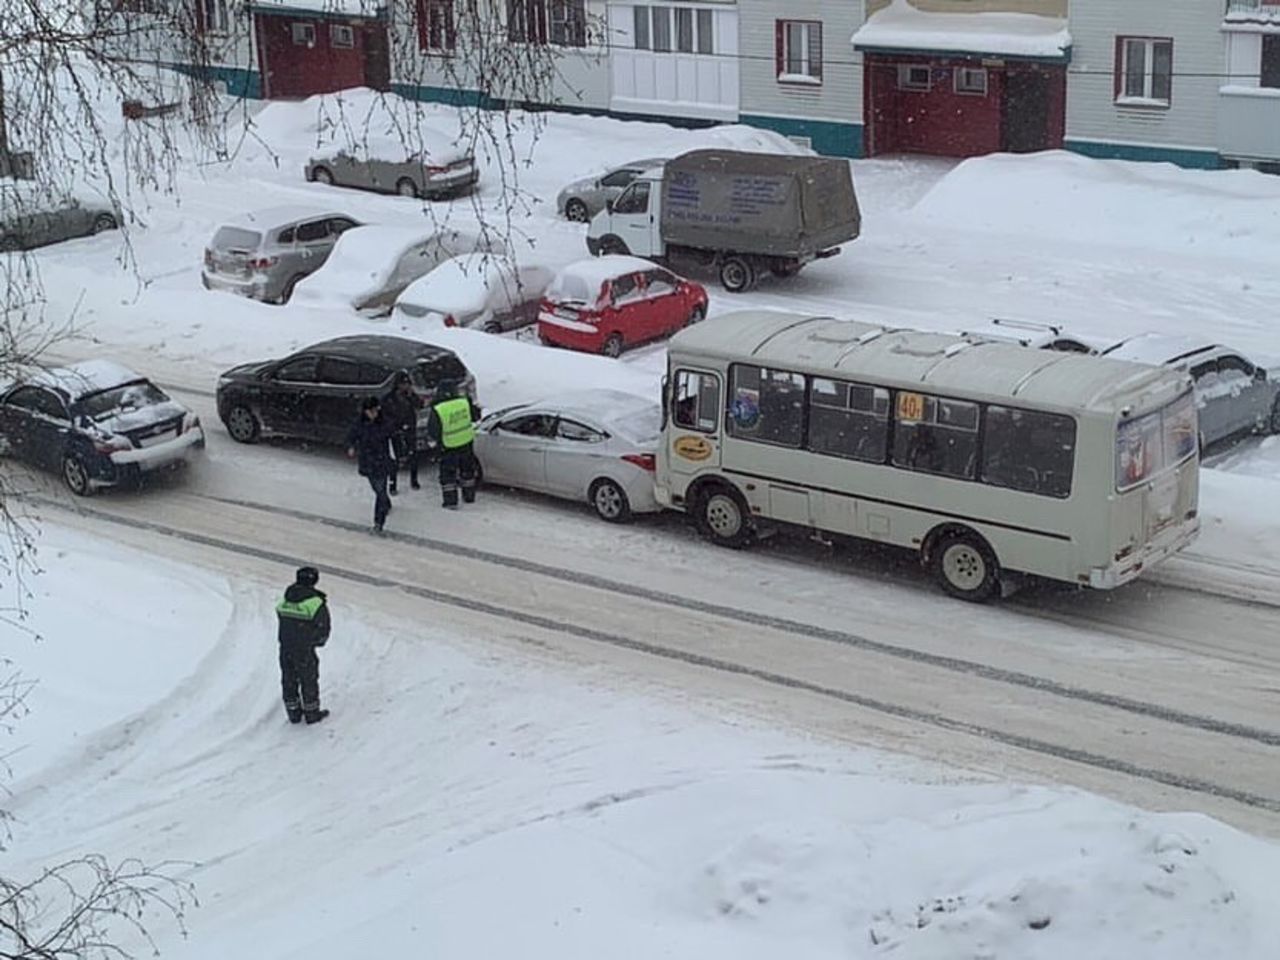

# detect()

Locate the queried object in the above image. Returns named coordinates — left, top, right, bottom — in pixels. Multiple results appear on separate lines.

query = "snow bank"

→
left=911, top=151, right=1280, bottom=262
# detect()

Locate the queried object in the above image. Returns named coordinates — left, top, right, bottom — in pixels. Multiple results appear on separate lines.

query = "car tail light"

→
left=203, top=248, right=213, bottom=267
left=622, top=453, right=655, bottom=472
left=443, top=314, right=457, bottom=327
left=248, top=256, right=278, bottom=270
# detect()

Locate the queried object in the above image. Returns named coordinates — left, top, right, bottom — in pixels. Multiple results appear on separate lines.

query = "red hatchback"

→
left=538, top=256, right=708, bottom=358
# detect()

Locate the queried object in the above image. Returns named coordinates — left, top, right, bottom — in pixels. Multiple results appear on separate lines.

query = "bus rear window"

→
left=1115, top=391, right=1196, bottom=491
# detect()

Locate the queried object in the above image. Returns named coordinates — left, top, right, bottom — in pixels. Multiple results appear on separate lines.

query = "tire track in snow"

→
left=32, top=494, right=1280, bottom=817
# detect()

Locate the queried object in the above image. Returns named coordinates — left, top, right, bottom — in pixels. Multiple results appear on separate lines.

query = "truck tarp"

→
left=659, top=150, right=861, bottom=258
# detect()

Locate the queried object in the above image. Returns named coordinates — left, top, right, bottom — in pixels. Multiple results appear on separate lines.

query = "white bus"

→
left=658, top=311, right=1200, bottom=600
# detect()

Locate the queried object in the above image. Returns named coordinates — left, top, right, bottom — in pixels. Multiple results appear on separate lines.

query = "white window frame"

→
left=897, top=64, right=931, bottom=91
left=1117, top=36, right=1173, bottom=107
left=201, top=0, right=229, bottom=34
left=954, top=67, right=988, bottom=96
left=331, top=24, right=355, bottom=49
left=291, top=21, right=316, bottom=46
left=778, top=20, right=822, bottom=85
left=634, top=4, right=714, bottom=56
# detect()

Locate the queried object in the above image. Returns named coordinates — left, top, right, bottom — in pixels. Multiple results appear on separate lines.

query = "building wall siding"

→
left=1066, top=0, right=1223, bottom=158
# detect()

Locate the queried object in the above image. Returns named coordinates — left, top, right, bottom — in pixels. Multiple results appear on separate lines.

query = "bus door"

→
left=667, top=368, right=723, bottom=484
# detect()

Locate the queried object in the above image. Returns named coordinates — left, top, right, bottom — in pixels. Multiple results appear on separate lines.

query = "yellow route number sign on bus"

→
left=896, top=391, right=926, bottom=423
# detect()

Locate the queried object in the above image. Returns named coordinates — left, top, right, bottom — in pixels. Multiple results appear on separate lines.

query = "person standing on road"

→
left=425, top=381, right=482, bottom=509
left=383, top=372, right=424, bottom=496
left=276, top=565, right=331, bottom=725
left=346, top=396, right=395, bottom=533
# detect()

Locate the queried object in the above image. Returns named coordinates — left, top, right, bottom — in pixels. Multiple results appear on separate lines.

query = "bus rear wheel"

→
left=696, top=484, right=752, bottom=549
left=931, top=531, right=999, bottom=602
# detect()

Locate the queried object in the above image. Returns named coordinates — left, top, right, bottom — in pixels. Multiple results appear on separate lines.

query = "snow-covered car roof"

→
left=310, top=125, right=470, bottom=166
left=1100, top=333, right=1219, bottom=367
left=224, top=205, right=352, bottom=231
left=547, top=256, right=660, bottom=303
left=29, top=360, right=146, bottom=400
left=396, top=253, right=522, bottom=315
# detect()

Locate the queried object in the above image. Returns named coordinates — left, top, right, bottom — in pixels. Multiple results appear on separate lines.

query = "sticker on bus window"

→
left=896, top=392, right=926, bottom=423
left=731, top=389, right=760, bottom=428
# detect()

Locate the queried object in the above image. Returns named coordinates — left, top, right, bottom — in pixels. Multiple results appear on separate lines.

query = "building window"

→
left=508, top=0, right=585, bottom=47
left=955, top=66, right=987, bottom=96
left=330, top=24, right=355, bottom=48
left=1263, top=35, right=1280, bottom=89
left=633, top=5, right=650, bottom=49
left=696, top=9, right=713, bottom=54
left=1116, top=36, right=1173, bottom=106
left=199, top=0, right=229, bottom=33
left=291, top=21, right=315, bottom=46
left=652, top=5, right=672, bottom=52
left=675, top=8, right=693, bottom=53
left=776, top=20, right=822, bottom=84
left=897, top=64, right=931, bottom=91
left=418, top=0, right=456, bottom=52
left=633, top=5, right=714, bottom=55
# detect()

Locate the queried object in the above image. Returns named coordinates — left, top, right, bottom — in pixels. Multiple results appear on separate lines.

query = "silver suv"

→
left=201, top=205, right=360, bottom=304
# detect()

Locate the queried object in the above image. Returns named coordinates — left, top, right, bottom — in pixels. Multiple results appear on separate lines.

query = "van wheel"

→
left=720, top=256, right=756, bottom=293
left=396, top=177, right=419, bottom=198
left=590, top=478, right=632, bottom=523
left=225, top=404, right=261, bottom=443
left=696, top=484, right=752, bottom=549
left=932, top=531, right=999, bottom=602
left=482, top=321, right=502, bottom=335
left=602, top=333, right=624, bottom=358
left=598, top=236, right=629, bottom=256
left=62, top=454, right=93, bottom=496
left=311, top=166, right=333, bottom=185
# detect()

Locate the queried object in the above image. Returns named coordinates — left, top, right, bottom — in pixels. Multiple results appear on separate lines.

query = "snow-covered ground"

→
left=5, top=87, right=1280, bottom=955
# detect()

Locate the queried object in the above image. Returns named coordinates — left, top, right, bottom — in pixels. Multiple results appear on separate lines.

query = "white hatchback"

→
left=474, top=389, right=661, bottom=522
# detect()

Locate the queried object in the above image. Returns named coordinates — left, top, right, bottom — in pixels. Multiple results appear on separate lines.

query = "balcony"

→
left=1218, top=85, right=1280, bottom=160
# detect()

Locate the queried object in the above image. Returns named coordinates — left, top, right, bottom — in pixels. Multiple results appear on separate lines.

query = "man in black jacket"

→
left=382, top=373, right=424, bottom=496
left=345, top=396, right=395, bottom=532
left=276, top=565, right=332, bottom=725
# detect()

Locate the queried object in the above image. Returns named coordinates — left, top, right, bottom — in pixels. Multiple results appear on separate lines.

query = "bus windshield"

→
left=1115, top=390, right=1196, bottom=491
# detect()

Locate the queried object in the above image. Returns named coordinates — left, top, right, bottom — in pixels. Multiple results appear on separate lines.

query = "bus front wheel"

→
left=696, top=484, right=752, bottom=549
left=931, top=531, right=999, bottom=602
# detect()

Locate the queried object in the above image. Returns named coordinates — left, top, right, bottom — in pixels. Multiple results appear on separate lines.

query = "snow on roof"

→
left=853, top=0, right=1071, bottom=60
left=251, top=0, right=385, bottom=18
left=1101, top=333, right=1217, bottom=367
left=1224, top=3, right=1280, bottom=31
left=549, top=256, right=658, bottom=303
left=397, top=253, right=519, bottom=315
left=226, top=205, right=351, bottom=230
left=32, top=360, right=144, bottom=399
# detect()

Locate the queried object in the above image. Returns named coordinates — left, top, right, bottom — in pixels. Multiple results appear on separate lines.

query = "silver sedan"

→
left=474, top=390, right=661, bottom=522
left=556, top=158, right=667, bottom=223
left=0, top=184, right=119, bottom=252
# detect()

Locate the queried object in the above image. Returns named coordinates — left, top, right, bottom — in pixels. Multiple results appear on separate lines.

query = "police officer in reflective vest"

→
left=426, top=380, right=482, bottom=508
left=276, top=566, right=332, bottom=725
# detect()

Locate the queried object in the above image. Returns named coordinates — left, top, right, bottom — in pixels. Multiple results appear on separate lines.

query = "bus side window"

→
left=729, top=364, right=804, bottom=448
left=809, top=378, right=889, bottom=463
left=891, top=393, right=979, bottom=480
left=673, top=369, right=720, bottom=433
left=981, top=406, right=1077, bottom=499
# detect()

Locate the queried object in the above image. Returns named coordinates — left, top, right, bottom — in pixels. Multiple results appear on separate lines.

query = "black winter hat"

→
left=296, top=566, right=320, bottom=586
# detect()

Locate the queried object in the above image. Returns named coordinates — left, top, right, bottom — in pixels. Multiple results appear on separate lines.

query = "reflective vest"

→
left=276, top=596, right=324, bottom=621
left=435, top=397, right=475, bottom=449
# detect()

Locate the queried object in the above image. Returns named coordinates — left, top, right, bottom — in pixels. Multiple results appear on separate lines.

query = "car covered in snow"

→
left=216, top=335, right=475, bottom=447
left=0, top=360, right=204, bottom=495
left=556, top=157, right=667, bottom=223
left=202, top=206, right=361, bottom=304
left=392, top=253, right=555, bottom=333
left=474, top=389, right=661, bottom=522
left=1099, top=334, right=1280, bottom=450
left=537, top=256, right=708, bottom=358
left=960, top=318, right=1110, bottom=354
left=305, top=130, right=479, bottom=200
left=0, top=182, right=119, bottom=252
left=291, top=225, right=504, bottom=315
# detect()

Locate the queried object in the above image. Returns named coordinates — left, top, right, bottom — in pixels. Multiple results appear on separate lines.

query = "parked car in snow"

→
left=305, top=133, right=479, bottom=200
left=556, top=158, right=666, bottom=223
left=1099, top=334, right=1280, bottom=450
left=392, top=253, right=554, bottom=333
left=474, top=390, right=661, bottom=522
left=0, top=360, right=204, bottom=495
left=961, top=318, right=1107, bottom=354
left=201, top=206, right=361, bottom=304
left=0, top=183, right=119, bottom=252
left=537, top=256, right=707, bottom=358
left=291, top=225, right=504, bottom=315
left=216, top=335, right=475, bottom=447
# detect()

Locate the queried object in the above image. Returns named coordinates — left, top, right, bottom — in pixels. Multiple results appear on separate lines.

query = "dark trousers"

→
left=366, top=471, right=391, bottom=526
left=438, top=442, right=478, bottom=507
left=280, top=641, right=320, bottom=717
left=391, top=433, right=418, bottom=491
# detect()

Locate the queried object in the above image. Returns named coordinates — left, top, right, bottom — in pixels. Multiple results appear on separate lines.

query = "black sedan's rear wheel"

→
left=225, top=404, right=260, bottom=443
left=62, top=453, right=93, bottom=496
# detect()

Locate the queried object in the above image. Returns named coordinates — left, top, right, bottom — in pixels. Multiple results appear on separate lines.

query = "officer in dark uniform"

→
left=276, top=566, right=331, bottom=725
left=425, top=380, right=482, bottom=508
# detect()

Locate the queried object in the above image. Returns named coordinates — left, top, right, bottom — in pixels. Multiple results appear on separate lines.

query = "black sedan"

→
left=0, top=360, right=204, bottom=495
left=216, top=335, right=475, bottom=446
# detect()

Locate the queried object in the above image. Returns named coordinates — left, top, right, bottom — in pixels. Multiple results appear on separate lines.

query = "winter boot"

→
left=285, top=704, right=303, bottom=724
left=304, top=708, right=330, bottom=725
